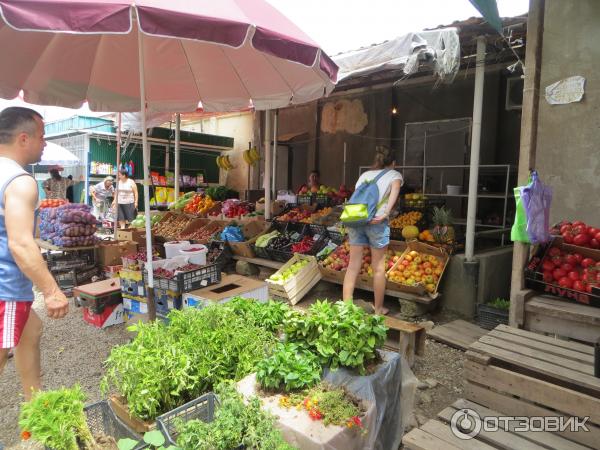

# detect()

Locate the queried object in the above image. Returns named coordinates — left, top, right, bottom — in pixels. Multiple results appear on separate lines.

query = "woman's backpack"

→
left=340, top=170, right=389, bottom=227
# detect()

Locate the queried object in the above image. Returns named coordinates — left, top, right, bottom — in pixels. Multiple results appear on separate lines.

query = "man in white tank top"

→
left=0, top=107, right=69, bottom=400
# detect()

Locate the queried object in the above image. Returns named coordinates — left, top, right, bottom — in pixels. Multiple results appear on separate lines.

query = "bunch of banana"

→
left=243, top=147, right=260, bottom=166
left=216, top=155, right=233, bottom=170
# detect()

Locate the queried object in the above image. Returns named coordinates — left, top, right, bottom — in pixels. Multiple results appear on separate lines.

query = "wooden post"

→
left=509, top=0, right=546, bottom=328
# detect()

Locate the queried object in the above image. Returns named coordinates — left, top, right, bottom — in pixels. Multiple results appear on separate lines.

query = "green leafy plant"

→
left=487, top=297, right=510, bottom=310
left=175, top=383, right=295, bottom=450
left=256, top=342, right=322, bottom=391
left=226, top=297, right=290, bottom=333
left=19, top=385, right=95, bottom=450
left=284, top=300, right=387, bottom=373
left=118, top=430, right=178, bottom=450
left=102, top=305, right=276, bottom=420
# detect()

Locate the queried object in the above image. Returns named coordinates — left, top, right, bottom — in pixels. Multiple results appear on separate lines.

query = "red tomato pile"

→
left=556, top=221, right=600, bottom=248
left=540, top=246, right=599, bottom=293
left=39, top=199, right=68, bottom=209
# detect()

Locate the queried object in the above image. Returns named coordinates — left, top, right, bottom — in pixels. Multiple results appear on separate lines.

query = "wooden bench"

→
left=383, top=316, right=425, bottom=367
left=463, top=324, right=600, bottom=449
left=403, top=398, right=596, bottom=450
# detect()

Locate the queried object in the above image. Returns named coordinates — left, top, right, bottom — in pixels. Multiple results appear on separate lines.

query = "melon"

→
left=401, top=225, right=419, bottom=239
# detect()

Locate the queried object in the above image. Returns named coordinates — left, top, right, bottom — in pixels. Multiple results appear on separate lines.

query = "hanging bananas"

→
left=243, top=147, right=260, bottom=166
left=216, top=155, right=234, bottom=171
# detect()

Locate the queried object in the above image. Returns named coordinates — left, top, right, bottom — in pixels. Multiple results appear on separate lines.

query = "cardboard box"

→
left=183, top=275, right=268, bottom=309
left=228, top=221, right=271, bottom=258
left=255, top=200, right=286, bottom=216
left=123, top=296, right=148, bottom=314
left=98, top=240, right=138, bottom=267
left=116, top=228, right=147, bottom=246
left=124, top=310, right=148, bottom=324
left=82, top=303, right=124, bottom=328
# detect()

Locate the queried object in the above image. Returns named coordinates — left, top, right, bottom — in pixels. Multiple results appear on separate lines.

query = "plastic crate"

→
left=252, top=244, right=271, bottom=259
left=157, top=393, right=218, bottom=446
left=477, top=304, right=509, bottom=330
left=46, top=249, right=95, bottom=272
left=297, top=194, right=313, bottom=205
left=143, top=263, right=221, bottom=293
left=268, top=244, right=294, bottom=263
left=206, top=241, right=232, bottom=272
left=314, top=194, right=331, bottom=207
left=45, top=400, right=146, bottom=450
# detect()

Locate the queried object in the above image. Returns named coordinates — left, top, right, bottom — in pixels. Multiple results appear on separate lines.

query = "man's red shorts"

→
left=0, top=301, right=33, bottom=349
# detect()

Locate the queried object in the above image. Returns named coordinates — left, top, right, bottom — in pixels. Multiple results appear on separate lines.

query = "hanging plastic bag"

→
left=221, top=225, right=244, bottom=242
left=511, top=170, right=552, bottom=244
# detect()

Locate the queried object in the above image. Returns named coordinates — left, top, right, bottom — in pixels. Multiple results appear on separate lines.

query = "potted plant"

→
left=477, top=297, right=510, bottom=330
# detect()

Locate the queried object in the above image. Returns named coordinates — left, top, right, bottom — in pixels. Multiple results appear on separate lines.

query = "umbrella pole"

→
left=264, top=110, right=271, bottom=220
left=114, top=113, right=121, bottom=237
left=138, top=27, right=156, bottom=321
left=174, top=113, right=181, bottom=199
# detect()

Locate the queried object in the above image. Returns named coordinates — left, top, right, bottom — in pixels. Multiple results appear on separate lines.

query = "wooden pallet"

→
left=464, top=324, right=600, bottom=449
left=404, top=398, right=595, bottom=450
left=427, top=319, right=487, bottom=351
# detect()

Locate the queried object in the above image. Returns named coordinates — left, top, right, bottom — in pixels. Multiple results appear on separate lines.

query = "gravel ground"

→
left=0, top=271, right=467, bottom=449
left=0, top=296, right=130, bottom=449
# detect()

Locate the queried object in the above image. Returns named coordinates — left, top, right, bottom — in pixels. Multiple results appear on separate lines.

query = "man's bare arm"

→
left=5, top=176, right=68, bottom=318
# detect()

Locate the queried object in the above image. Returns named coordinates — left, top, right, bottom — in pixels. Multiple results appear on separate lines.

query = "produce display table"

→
left=36, top=238, right=98, bottom=252
left=464, top=324, right=600, bottom=449
left=237, top=351, right=416, bottom=450
left=232, top=255, right=438, bottom=304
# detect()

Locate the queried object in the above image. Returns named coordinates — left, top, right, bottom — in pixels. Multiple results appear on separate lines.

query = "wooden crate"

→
left=266, top=254, right=321, bottom=305
left=464, top=324, right=600, bottom=450
left=177, top=217, right=211, bottom=240
left=386, top=240, right=449, bottom=298
left=109, top=395, right=155, bottom=433
left=404, top=398, right=596, bottom=450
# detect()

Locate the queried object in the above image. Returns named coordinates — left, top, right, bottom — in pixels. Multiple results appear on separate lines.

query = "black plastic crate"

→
left=252, top=244, right=271, bottom=259
left=206, top=241, right=232, bottom=272
left=326, top=228, right=346, bottom=245
left=45, top=400, right=146, bottom=450
left=143, top=262, right=221, bottom=293
left=268, top=244, right=294, bottom=263
left=297, top=194, right=313, bottom=205
left=308, top=223, right=327, bottom=237
left=314, top=194, right=331, bottom=207
left=476, top=304, right=509, bottom=330
left=46, top=249, right=95, bottom=272
left=157, top=393, right=218, bottom=446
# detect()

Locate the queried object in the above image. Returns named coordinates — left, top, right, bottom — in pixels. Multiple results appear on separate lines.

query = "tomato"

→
left=581, top=258, right=595, bottom=268
left=543, top=271, right=554, bottom=283
left=550, top=255, right=563, bottom=266
left=573, top=253, right=583, bottom=264
left=562, top=233, right=574, bottom=244
left=548, top=247, right=561, bottom=257
left=558, top=277, right=573, bottom=289
left=564, top=254, right=578, bottom=265
left=572, top=221, right=587, bottom=229
left=590, top=239, right=600, bottom=249
left=541, top=260, right=554, bottom=271
left=573, top=280, right=585, bottom=292
left=586, top=284, right=593, bottom=293
left=560, top=224, right=572, bottom=235
left=567, top=271, right=580, bottom=281
left=587, top=227, right=600, bottom=236
left=573, top=233, right=590, bottom=247
left=561, top=263, right=574, bottom=272
left=553, top=268, right=567, bottom=280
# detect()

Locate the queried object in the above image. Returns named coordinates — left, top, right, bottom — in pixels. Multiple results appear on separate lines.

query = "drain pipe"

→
left=465, top=36, right=486, bottom=262
left=464, top=36, right=486, bottom=316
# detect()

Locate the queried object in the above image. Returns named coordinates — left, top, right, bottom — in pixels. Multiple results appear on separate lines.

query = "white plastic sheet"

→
left=333, top=28, right=460, bottom=84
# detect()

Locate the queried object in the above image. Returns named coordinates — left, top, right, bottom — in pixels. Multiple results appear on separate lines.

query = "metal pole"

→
left=465, top=36, right=486, bottom=261
left=272, top=110, right=278, bottom=197
left=264, top=110, right=272, bottom=220
left=174, top=113, right=181, bottom=199
left=114, top=113, right=122, bottom=237
left=343, top=142, right=347, bottom=187
left=138, top=24, right=156, bottom=320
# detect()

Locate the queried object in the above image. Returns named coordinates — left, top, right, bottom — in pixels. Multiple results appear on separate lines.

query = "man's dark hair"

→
left=310, top=170, right=320, bottom=177
left=0, top=107, right=43, bottom=145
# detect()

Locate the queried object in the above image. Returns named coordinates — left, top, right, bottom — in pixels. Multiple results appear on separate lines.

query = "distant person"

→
left=308, top=170, right=320, bottom=192
left=0, top=107, right=69, bottom=400
left=42, top=166, right=73, bottom=200
left=343, top=146, right=402, bottom=315
left=91, top=176, right=114, bottom=218
left=65, top=175, right=74, bottom=203
left=113, top=169, right=138, bottom=228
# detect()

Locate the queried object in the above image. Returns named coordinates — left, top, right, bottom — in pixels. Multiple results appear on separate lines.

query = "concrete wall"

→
left=183, top=112, right=254, bottom=194
left=535, top=0, right=600, bottom=224
left=441, top=246, right=513, bottom=318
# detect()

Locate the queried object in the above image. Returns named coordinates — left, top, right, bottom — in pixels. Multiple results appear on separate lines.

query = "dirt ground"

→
left=0, top=271, right=466, bottom=449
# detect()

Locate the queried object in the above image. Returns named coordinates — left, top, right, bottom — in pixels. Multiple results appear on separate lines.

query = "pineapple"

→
left=432, top=206, right=455, bottom=243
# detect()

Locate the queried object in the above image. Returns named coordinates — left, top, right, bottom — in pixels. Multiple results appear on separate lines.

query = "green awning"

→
left=469, top=0, right=503, bottom=33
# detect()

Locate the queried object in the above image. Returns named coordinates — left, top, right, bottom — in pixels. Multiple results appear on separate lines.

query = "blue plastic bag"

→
left=221, top=226, right=244, bottom=242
